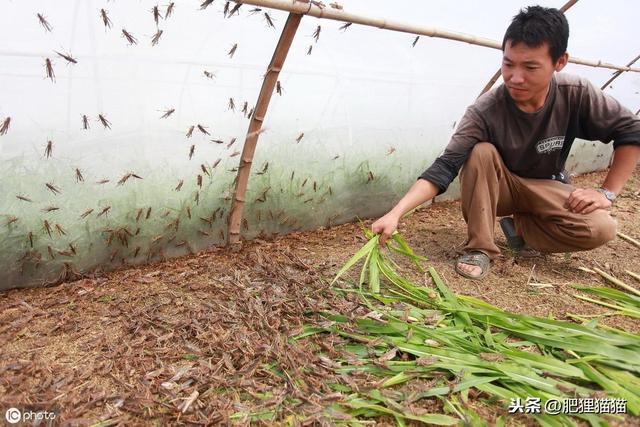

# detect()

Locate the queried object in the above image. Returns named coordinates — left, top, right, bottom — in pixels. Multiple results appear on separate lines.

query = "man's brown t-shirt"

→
left=419, top=72, right=640, bottom=193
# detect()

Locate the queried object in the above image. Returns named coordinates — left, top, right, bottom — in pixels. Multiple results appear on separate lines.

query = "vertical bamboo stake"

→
left=477, top=0, right=579, bottom=99
left=227, top=13, right=303, bottom=248
left=600, top=53, right=640, bottom=90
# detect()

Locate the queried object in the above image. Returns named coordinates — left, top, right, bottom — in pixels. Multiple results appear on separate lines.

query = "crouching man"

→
left=372, top=6, right=640, bottom=280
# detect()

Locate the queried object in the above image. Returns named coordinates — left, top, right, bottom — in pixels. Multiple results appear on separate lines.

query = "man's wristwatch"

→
left=597, top=187, right=616, bottom=203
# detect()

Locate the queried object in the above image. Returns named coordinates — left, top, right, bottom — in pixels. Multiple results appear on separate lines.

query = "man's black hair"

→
left=502, top=5, right=569, bottom=63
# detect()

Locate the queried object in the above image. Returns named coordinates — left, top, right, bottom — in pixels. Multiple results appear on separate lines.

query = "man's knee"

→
left=588, top=210, right=617, bottom=248
left=466, top=142, right=499, bottom=166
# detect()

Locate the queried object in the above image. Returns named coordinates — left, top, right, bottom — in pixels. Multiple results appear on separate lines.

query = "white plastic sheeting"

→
left=0, top=0, right=638, bottom=289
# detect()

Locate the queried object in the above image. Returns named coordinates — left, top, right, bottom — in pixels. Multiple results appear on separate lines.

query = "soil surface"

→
left=1, top=167, right=639, bottom=426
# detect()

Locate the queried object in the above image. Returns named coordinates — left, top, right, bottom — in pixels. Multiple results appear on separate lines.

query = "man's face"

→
left=501, top=40, right=567, bottom=107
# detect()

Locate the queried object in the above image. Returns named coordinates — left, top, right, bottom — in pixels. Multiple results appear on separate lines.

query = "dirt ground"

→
left=1, top=167, right=639, bottom=426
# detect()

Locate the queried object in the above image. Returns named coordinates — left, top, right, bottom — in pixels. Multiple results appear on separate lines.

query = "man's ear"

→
left=555, top=52, right=569, bottom=72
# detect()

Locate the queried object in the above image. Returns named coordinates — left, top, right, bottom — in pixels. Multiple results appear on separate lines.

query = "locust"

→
left=229, top=151, right=240, bottom=157
left=42, top=206, right=60, bottom=213
left=247, top=107, right=254, bottom=119
left=211, top=138, right=224, bottom=144
left=295, top=132, right=304, bottom=143
left=387, top=146, right=396, bottom=155
left=228, top=97, right=235, bottom=111
left=6, top=216, right=19, bottom=227
left=248, top=7, right=262, bottom=15
left=82, top=114, right=90, bottom=129
left=151, top=29, right=163, bottom=46
left=0, top=117, right=10, bottom=135
left=198, top=229, right=210, bottom=237
left=117, top=172, right=141, bottom=185
left=146, top=207, right=152, bottom=219
left=276, top=80, right=283, bottom=95
left=312, top=1, right=326, bottom=9
left=229, top=2, right=242, bottom=17
left=200, top=0, right=214, bottom=10
left=98, top=114, right=111, bottom=129
left=16, top=195, right=32, bottom=202
left=151, top=5, right=162, bottom=26
left=100, top=9, right=112, bottom=29
left=201, top=164, right=209, bottom=176
left=307, top=45, right=313, bottom=55
left=212, top=158, right=221, bottom=168
left=45, top=182, right=61, bottom=195
left=264, top=12, right=275, bottom=28
left=80, top=209, right=93, bottom=219
left=367, top=171, right=375, bottom=181
left=197, top=124, right=210, bottom=135
left=132, top=246, right=141, bottom=257
left=330, top=2, right=343, bottom=9
left=43, top=220, right=53, bottom=237
left=197, top=174, right=202, bottom=187
left=203, top=70, right=216, bottom=79
left=96, top=178, right=110, bottom=185
left=241, top=102, right=248, bottom=115
left=28, top=232, right=34, bottom=248
left=223, top=1, right=230, bottom=17
left=194, top=191, right=200, bottom=205
left=55, top=223, right=67, bottom=236
left=97, top=206, right=111, bottom=218
left=312, top=25, right=321, bottom=42
left=44, top=140, right=53, bottom=158
left=37, top=13, right=53, bottom=32
left=165, top=2, right=175, bottom=18
left=160, top=108, right=175, bottom=118
left=339, top=22, right=351, bottom=32
left=47, top=246, right=56, bottom=260
left=175, top=180, right=184, bottom=191
left=226, top=137, right=236, bottom=149
left=75, top=168, right=84, bottom=182
left=121, top=29, right=138, bottom=45
left=55, top=50, right=77, bottom=64
left=228, top=43, right=237, bottom=58
left=186, top=206, right=191, bottom=219
left=186, top=125, right=194, bottom=138
left=45, top=58, right=55, bottom=82
left=412, top=36, right=419, bottom=47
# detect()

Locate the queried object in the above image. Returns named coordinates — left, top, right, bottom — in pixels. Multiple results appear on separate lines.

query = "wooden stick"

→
left=478, top=0, right=579, bottom=98
left=617, top=231, right=640, bottom=249
left=600, top=53, right=640, bottom=90
left=593, top=267, right=640, bottom=297
left=227, top=13, right=302, bottom=247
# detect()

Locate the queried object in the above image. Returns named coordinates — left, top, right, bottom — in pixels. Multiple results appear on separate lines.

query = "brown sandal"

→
left=455, top=251, right=490, bottom=280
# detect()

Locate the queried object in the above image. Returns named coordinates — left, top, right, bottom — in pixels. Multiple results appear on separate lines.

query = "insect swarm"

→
left=44, top=58, right=55, bottom=82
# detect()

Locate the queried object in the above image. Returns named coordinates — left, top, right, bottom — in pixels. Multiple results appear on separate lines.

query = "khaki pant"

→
left=459, top=143, right=617, bottom=258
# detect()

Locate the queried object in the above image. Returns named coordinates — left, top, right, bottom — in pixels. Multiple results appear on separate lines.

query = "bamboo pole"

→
left=478, top=0, right=579, bottom=98
left=601, top=53, right=640, bottom=90
left=227, top=13, right=302, bottom=248
left=233, top=0, right=640, bottom=74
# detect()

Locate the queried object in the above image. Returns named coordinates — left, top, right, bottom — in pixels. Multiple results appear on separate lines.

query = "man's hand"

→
left=564, top=188, right=612, bottom=214
left=372, top=212, right=400, bottom=246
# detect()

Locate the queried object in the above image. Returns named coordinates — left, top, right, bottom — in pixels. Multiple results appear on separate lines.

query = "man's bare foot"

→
left=456, top=262, right=483, bottom=278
